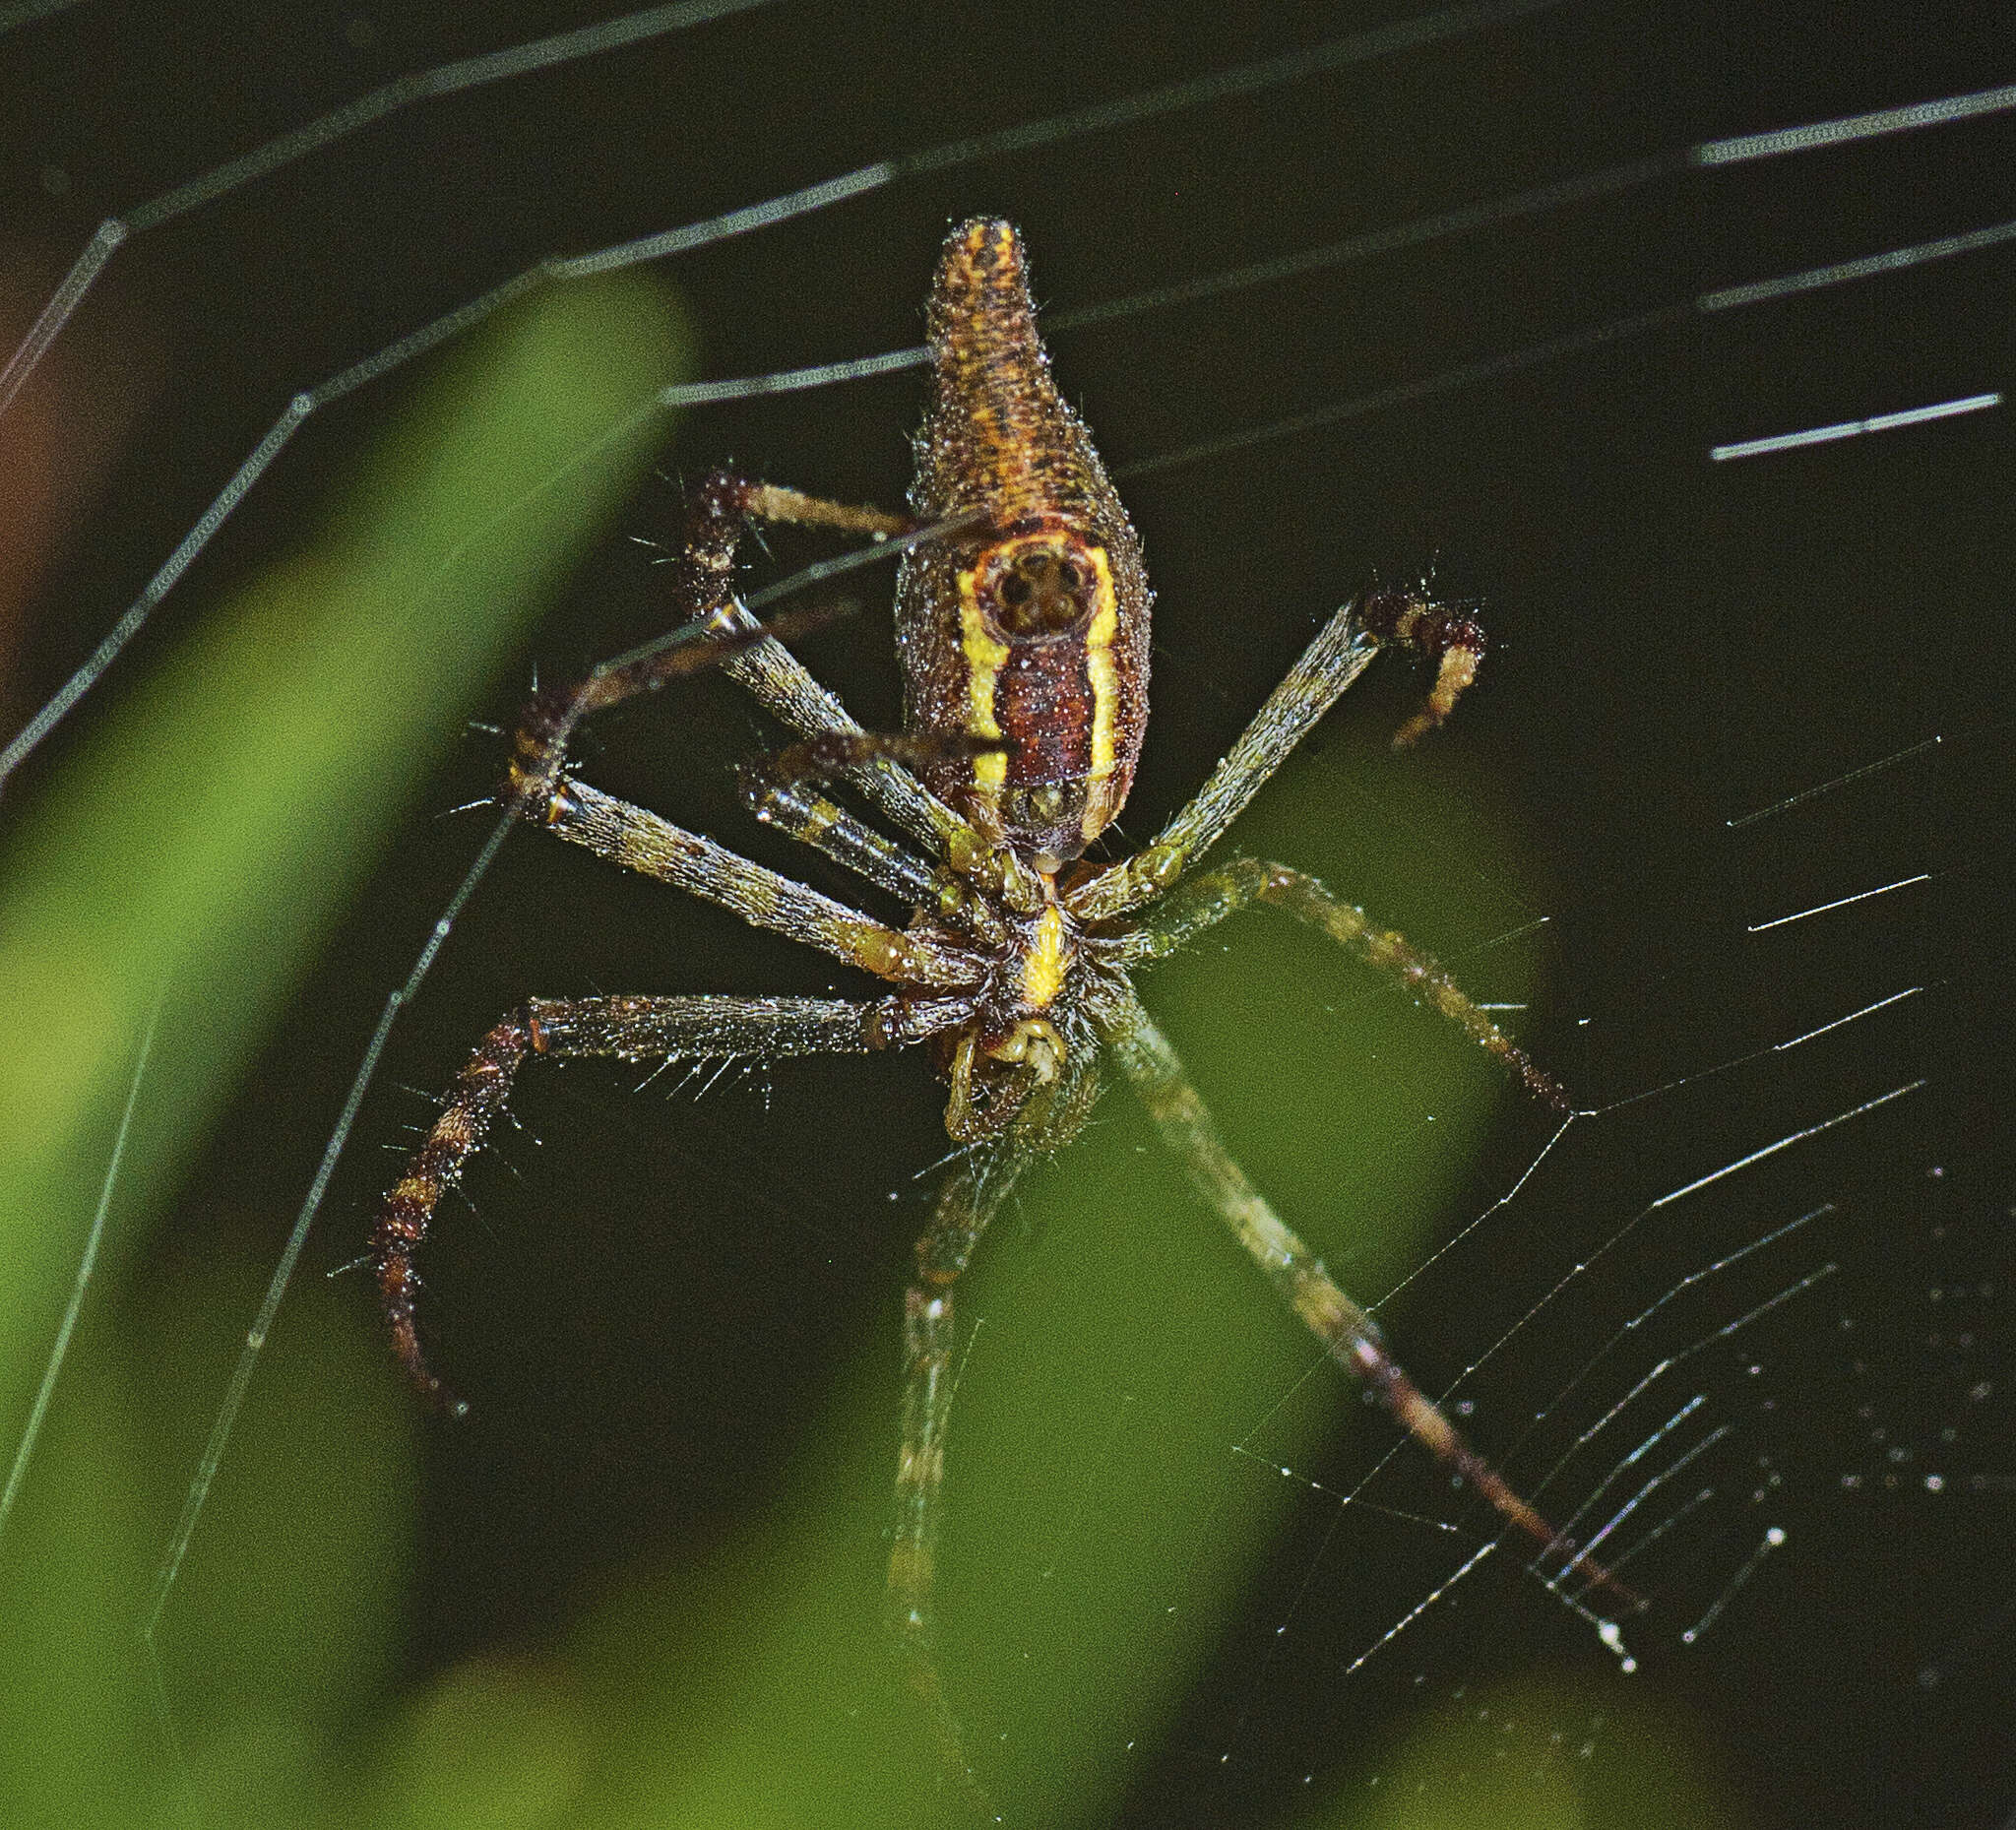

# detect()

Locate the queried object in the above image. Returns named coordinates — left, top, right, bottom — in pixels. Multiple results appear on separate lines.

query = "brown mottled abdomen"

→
left=896, top=219, right=1151, bottom=870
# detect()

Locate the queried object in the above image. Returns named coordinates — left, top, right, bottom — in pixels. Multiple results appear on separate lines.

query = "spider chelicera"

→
left=373, top=216, right=1628, bottom=1790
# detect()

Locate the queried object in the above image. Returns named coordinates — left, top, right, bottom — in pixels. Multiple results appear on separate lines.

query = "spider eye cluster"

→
left=984, top=539, right=1098, bottom=638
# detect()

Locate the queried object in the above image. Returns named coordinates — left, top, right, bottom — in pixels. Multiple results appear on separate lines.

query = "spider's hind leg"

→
left=1356, top=584, right=1485, bottom=747
left=500, top=469, right=910, bottom=821
left=1070, top=584, right=1485, bottom=926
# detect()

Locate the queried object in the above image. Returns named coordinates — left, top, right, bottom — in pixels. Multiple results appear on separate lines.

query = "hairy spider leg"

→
left=639, top=470, right=1046, bottom=915
left=373, top=770, right=1004, bottom=1407
left=378, top=449, right=1062, bottom=1409
left=1068, top=588, right=1387, bottom=922
left=1355, top=590, right=1486, bottom=748
left=502, top=469, right=909, bottom=822
left=497, top=473, right=994, bottom=931
left=374, top=465, right=1042, bottom=1410
left=375, top=996, right=883, bottom=1415
left=1105, top=994, right=1632, bottom=1606
left=887, top=1042, right=1108, bottom=1811
left=540, top=779, right=976, bottom=990
left=1117, top=858, right=1569, bottom=1113
left=737, top=774, right=1012, bottom=950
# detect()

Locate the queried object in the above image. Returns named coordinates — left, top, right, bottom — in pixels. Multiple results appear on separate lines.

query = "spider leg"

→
left=1354, top=590, right=1486, bottom=748
left=736, top=774, right=1011, bottom=948
left=888, top=1045, right=1105, bottom=1804
left=1105, top=990, right=1633, bottom=1606
left=754, top=727, right=1004, bottom=788
left=509, top=465, right=1032, bottom=907
left=699, top=609, right=1010, bottom=889
left=1069, top=594, right=1377, bottom=920
left=498, top=459, right=907, bottom=819
left=1069, top=584, right=1480, bottom=924
left=704, top=625, right=1045, bottom=914
left=542, top=778, right=980, bottom=990
left=889, top=1164, right=999, bottom=1808
left=1111, top=857, right=1567, bottom=1112
left=741, top=730, right=1037, bottom=943
left=739, top=773, right=945, bottom=907
left=374, top=993, right=885, bottom=1414
left=652, top=471, right=999, bottom=874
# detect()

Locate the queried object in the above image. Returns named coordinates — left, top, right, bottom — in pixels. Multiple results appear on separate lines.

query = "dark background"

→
left=0, top=2, right=2010, bottom=1825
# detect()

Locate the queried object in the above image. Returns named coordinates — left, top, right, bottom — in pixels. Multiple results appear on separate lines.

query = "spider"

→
left=372, top=216, right=1628, bottom=1795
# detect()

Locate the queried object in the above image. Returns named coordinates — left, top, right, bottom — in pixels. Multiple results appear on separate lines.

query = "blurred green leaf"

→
left=0, top=270, right=687, bottom=1828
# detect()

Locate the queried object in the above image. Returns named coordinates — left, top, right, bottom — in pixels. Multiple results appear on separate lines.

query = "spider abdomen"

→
left=897, top=218, right=1152, bottom=869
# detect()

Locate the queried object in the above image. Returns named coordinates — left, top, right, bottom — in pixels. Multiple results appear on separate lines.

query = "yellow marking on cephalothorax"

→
left=1080, top=544, right=1119, bottom=838
left=956, top=563, right=1009, bottom=794
left=1021, top=901, right=1069, bottom=1008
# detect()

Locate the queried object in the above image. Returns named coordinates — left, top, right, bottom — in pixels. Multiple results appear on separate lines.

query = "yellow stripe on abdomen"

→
left=956, top=563, right=1009, bottom=795
left=1080, top=545, right=1119, bottom=840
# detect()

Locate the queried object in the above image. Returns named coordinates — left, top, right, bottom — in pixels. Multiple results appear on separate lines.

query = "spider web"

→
left=0, top=3, right=2009, bottom=1827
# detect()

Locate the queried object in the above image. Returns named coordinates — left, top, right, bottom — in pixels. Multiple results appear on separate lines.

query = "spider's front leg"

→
left=1103, top=991, right=1632, bottom=1607
left=887, top=1142, right=1025, bottom=1807
left=373, top=993, right=883, bottom=1414
left=886, top=1047, right=1104, bottom=1807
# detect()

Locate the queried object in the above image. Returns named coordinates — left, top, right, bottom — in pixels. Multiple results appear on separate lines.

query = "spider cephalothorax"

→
left=372, top=216, right=1628, bottom=1807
